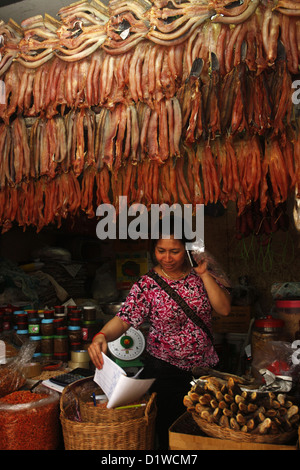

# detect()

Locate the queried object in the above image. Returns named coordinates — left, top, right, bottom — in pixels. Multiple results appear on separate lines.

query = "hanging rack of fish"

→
left=0, top=0, right=299, bottom=234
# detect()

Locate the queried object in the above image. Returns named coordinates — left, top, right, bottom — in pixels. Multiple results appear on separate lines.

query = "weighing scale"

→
left=108, top=327, right=145, bottom=369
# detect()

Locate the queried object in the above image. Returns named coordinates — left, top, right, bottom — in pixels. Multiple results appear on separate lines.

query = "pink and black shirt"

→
left=117, top=269, right=220, bottom=371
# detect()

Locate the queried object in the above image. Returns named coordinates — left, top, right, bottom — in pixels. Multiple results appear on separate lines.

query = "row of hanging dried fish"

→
left=1, top=0, right=300, bottom=74
left=0, top=0, right=299, bottom=234
left=0, top=107, right=298, bottom=233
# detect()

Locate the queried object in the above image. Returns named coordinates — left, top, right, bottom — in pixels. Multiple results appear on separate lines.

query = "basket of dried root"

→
left=184, top=375, right=299, bottom=444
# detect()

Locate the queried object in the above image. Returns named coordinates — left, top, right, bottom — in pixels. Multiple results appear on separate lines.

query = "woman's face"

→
left=154, top=236, right=186, bottom=274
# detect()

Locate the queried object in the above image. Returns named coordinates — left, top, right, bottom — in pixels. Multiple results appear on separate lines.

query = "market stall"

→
left=0, top=0, right=300, bottom=451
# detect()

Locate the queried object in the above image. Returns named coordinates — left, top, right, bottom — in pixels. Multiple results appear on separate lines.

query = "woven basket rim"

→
left=60, top=376, right=157, bottom=421
left=61, top=394, right=157, bottom=427
left=79, top=393, right=152, bottom=423
left=60, top=404, right=157, bottom=425
left=192, top=413, right=297, bottom=445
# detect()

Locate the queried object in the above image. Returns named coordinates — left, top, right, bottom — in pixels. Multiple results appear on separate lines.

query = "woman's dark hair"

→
left=149, top=214, right=190, bottom=265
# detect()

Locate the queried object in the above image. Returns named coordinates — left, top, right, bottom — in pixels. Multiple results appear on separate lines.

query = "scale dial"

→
left=108, top=327, right=145, bottom=361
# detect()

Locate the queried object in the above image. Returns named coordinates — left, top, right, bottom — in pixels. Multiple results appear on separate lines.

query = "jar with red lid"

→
left=69, top=342, right=82, bottom=352
left=67, top=305, right=78, bottom=317
left=251, top=315, right=284, bottom=363
left=53, top=317, right=65, bottom=331
left=57, top=325, right=67, bottom=333
left=14, top=311, right=27, bottom=330
left=276, top=300, right=300, bottom=341
left=3, top=310, right=13, bottom=332
left=54, top=306, right=65, bottom=314
left=44, top=309, right=54, bottom=319
left=69, top=317, right=81, bottom=327
left=26, top=309, right=38, bottom=320
left=54, top=351, right=69, bottom=362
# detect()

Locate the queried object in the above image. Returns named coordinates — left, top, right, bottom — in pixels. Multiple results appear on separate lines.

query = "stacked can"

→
left=68, top=309, right=82, bottom=354
left=41, top=309, right=54, bottom=359
left=53, top=309, right=68, bottom=362
left=27, top=310, right=41, bottom=360
left=14, top=310, right=29, bottom=346
left=2, top=308, right=13, bottom=333
left=82, top=306, right=98, bottom=345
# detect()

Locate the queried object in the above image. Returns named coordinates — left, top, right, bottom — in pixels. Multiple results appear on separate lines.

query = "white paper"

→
left=107, top=374, right=155, bottom=408
left=42, top=379, right=64, bottom=393
left=94, top=353, right=126, bottom=399
left=93, top=353, right=155, bottom=408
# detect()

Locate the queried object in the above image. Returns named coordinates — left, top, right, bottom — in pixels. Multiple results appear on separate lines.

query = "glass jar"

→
left=69, top=342, right=82, bottom=352
left=53, top=351, right=68, bottom=362
left=41, top=319, right=54, bottom=336
left=54, top=306, right=65, bottom=314
left=67, top=306, right=78, bottom=322
left=69, top=317, right=81, bottom=327
left=70, top=309, right=82, bottom=319
left=68, top=326, right=82, bottom=344
left=82, top=321, right=98, bottom=344
left=15, top=329, right=29, bottom=346
left=276, top=300, right=300, bottom=341
left=44, top=309, right=54, bottom=319
left=29, top=335, right=41, bottom=354
left=3, top=309, right=13, bottom=332
left=14, top=311, right=27, bottom=330
left=83, top=306, right=96, bottom=322
left=28, top=318, right=41, bottom=336
left=54, top=335, right=68, bottom=354
left=26, top=309, right=38, bottom=320
left=251, top=315, right=284, bottom=363
left=41, top=336, right=54, bottom=356
left=53, top=317, right=66, bottom=331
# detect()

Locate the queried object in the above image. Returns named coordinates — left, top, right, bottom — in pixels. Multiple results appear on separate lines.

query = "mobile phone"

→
left=186, top=250, right=198, bottom=268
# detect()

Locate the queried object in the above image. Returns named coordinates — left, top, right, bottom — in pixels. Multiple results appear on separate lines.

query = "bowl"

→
left=101, top=302, right=124, bottom=316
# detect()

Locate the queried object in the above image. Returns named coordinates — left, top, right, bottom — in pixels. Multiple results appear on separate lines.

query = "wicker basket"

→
left=60, top=377, right=157, bottom=450
left=192, top=413, right=297, bottom=445
left=79, top=391, right=149, bottom=423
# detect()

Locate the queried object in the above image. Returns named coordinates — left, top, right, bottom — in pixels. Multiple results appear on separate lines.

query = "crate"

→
left=212, top=306, right=252, bottom=333
left=169, top=413, right=298, bottom=451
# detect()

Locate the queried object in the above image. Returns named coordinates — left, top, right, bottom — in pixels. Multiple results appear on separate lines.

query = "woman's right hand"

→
left=88, top=333, right=107, bottom=370
left=88, top=316, right=130, bottom=369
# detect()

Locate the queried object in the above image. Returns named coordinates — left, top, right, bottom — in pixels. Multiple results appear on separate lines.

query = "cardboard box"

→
left=169, top=413, right=298, bottom=451
left=212, top=306, right=252, bottom=333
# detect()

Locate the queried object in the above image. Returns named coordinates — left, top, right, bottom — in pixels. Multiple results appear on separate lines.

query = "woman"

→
left=88, top=219, right=231, bottom=448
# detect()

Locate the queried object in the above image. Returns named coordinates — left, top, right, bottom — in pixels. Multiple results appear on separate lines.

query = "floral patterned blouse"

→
left=117, top=269, right=220, bottom=370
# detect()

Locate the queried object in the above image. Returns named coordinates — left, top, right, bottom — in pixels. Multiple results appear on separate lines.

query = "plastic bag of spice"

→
left=0, top=341, right=36, bottom=398
left=0, top=385, right=60, bottom=450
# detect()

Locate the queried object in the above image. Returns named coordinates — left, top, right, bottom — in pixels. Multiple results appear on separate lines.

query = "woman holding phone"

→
left=88, top=216, right=231, bottom=448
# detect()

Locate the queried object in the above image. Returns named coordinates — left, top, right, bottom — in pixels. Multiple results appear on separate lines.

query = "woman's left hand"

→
left=194, top=258, right=208, bottom=277
left=194, top=258, right=231, bottom=316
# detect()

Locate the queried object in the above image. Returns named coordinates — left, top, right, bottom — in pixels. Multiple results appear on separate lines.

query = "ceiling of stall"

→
left=0, top=0, right=109, bottom=25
